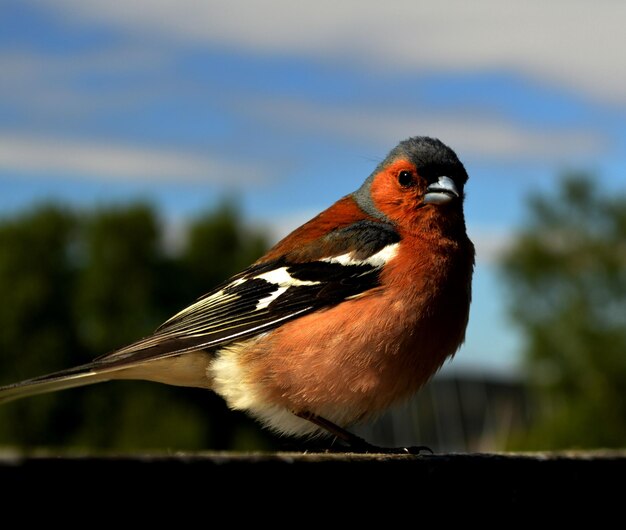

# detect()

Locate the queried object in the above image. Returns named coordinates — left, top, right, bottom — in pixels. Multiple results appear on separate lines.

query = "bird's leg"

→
left=294, top=410, right=431, bottom=455
left=296, top=410, right=373, bottom=448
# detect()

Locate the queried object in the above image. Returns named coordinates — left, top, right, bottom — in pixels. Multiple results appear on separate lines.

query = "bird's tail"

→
left=0, top=362, right=133, bottom=406
left=0, top=328, right=216, bottom=406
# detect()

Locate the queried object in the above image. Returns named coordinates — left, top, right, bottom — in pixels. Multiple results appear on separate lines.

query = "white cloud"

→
left=38, top=0, right=626, bottom=105
left=240, top=97, right=606, bottom=161
left=0, top=46, right=605, bottom=165
left=0, top=48, right=173, bottom=115
left=0, top=47, right=167, bottom=80
left=0, top=134, right=268, bottom=183
left=0, top=2, right=614, bottom=185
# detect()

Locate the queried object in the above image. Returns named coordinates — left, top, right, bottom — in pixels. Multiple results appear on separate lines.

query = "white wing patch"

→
left=251, top=248, right=398, bottom=311
left=253, top=266, right=320, bottom=311
left=151, top=245, right=395, bottom=348
left=321, top=242, right=399, bottom=268
left=255, top=286, right=288, bottom=310
left=254, top=267, right=320, bottom=287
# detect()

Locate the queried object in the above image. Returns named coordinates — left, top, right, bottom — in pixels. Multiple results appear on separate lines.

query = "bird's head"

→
left=352, top=137, right=468, bottom=229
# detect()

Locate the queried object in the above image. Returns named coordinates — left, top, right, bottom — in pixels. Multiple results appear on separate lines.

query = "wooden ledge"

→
left=1, top=450, right=623, bottom=510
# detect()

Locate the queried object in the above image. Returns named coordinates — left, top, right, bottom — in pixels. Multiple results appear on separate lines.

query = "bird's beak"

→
left=424, top=176, right=459, bottom=205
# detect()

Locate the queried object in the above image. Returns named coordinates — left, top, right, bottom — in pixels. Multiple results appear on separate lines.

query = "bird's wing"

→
left=97, top=219, right=400, bottom=366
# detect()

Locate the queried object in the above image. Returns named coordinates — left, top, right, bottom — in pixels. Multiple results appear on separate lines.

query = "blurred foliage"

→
left=502, top=174, right=626, bottom=449
left=0, top=201, right=277, bottom=451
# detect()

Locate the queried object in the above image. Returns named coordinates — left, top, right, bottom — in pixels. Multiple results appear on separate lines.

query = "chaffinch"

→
left=0, top=136, right=475, bottom=451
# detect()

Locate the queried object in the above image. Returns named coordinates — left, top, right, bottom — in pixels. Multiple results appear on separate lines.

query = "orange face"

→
left=370, top=160, right=421, bottom=218
left=369, top=159, right=461, bottom=229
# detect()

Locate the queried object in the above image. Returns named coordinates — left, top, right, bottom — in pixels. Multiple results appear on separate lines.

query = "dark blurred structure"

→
left=358, top=370, right=530, bottom=452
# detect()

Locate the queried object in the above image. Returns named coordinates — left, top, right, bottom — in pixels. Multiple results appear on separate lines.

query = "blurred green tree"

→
left=502, top=174, right=626, bottom=449
left=75, top=204, right=163, bottom=354
left=0, top=201, right=275, bottom=451
left=0, top=205, right=80, bottom=444
left=182, top=201, right=268, bottom=301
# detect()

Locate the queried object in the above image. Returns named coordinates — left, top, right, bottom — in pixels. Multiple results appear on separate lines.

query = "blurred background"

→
left=0, top=1, right=624, bottom=452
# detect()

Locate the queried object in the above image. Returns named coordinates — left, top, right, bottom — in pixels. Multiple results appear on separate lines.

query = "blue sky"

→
left=1, top=1, right=625, bottom=375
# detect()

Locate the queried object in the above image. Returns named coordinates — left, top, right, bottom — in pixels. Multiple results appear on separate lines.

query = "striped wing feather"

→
left=96, top=220, right=400, bottom=366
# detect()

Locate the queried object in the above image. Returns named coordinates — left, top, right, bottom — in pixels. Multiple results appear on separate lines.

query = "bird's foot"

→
left=294, top=410, right=432, bottom=455
left=337, top=435, right=433, bottom=455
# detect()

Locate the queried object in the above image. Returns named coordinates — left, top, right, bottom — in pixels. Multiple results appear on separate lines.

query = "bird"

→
left=0, top=136, right=474, bottom=451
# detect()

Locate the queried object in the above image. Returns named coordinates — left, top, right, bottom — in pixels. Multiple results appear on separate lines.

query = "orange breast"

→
left=238, top=227, right=474, bottom=425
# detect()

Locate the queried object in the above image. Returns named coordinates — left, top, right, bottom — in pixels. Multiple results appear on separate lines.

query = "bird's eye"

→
left=398, top=170, right=414, bottom=187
